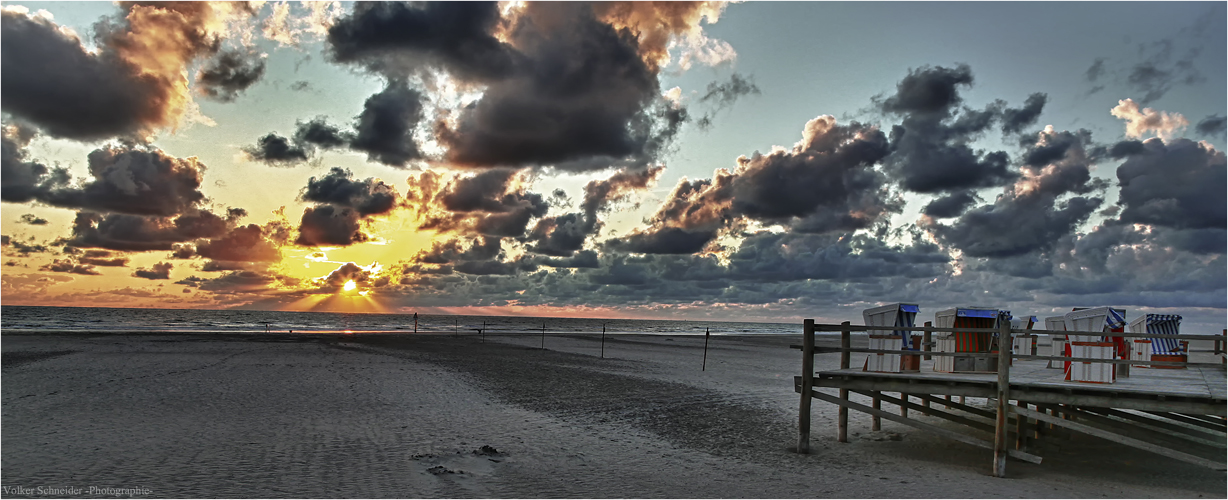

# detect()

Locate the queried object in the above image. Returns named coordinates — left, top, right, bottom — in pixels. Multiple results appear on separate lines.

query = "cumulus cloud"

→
left=925, top=127, right=1107, bottom=258
left=1110, top=99, right=1188, bottom=139
left=58, top=210, right=230, bottom=252
left=133, top=262, right=173, bottom=280
left=196, top=49, right=266, bottom=102
left=1, top=3, right=255, bottom=141
left=349, top=80, right=424, bottom=167
left=244, top=117, right=354, bottom=167
left=1195, top=115, right=1226, bottom=137
left=1113, top=138, right=1225, bottom=230
left=18, top=214, right=49, bottom=225
left=328, top=2, right=712, bottom=171
left=615, top=115, right=895, bottom=254
left=1, top=124, right=70, bottom=203
left=295, top=205, right=368, bottom=247
left=195, top=224, right=282, bottom=264
left=301, top=167, right=399, bottom=216
left=37, top=145, right=208, bottom=217
left=878, top=64, right=1017, bottom=193
left=41, top=258, right=100, bottom=275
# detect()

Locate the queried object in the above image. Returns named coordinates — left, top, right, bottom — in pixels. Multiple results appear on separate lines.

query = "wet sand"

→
left=2, top=331, right=1224, bottom=498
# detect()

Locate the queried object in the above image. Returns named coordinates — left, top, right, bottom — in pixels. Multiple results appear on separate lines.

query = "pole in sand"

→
left=702, top=327, right=710, bottom=371
left=414, top=312, right=418, bottom=333
left=601, top=324, right=606, bottom=359
left=482, top=321, right=486, bottom=343
left=541, top=322, right=546, bottom=350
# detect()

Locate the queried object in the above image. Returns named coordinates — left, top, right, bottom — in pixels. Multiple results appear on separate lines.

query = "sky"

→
left=1, top=1, right=1225, bottom=331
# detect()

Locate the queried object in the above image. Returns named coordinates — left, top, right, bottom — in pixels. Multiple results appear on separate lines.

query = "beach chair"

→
left=862, top=303, right=920, bottom=373
left=1044, top=316, right=1067, bottom=368
left=1062, top=307, right=1127, bottom=383
left=1128, top=314, right=1183, bottom=369
left=933, top=307, right=1006, bottom=373
left=1010, top=316, right=1038, bottom=356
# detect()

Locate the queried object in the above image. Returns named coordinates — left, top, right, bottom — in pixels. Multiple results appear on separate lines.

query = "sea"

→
left=0, top=305, right=803, bottom=336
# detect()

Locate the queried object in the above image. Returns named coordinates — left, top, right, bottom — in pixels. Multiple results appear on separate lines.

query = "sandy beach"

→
left=2, top=331, right=1224, bottom=498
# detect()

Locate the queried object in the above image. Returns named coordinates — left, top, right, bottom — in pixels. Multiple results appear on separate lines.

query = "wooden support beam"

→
left=923, top=321, right=933, bottom=361
left=852, top=390, right=994, bottom=434
left=1080, top=407, right=1228, bottom=442
left=812, top=376, right=1226, bottom=415
left=915, top=393, right=996, bottom=420
left=1048, top=405, right=1227, bottom=455
left=1015, top=406, right=1226, bottom=471
left=808, top=389, right=1042, bottom=465
left=992, top=317, right=1012, bottom=478
left=1141, top=411, right=1228, bottom=433
left=1175, top=412, right=1228, bottom=429
left=838, top=321, right=850, bottom=444
left=1015, top=401, right=1027, bottom=450
left=871, top=392, right=882, bottom=431
left=797, top=319, right=815, bottom=454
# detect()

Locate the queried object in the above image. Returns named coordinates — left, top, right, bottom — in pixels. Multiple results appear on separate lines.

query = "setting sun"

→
left=343, top=280, right=357, bottom=292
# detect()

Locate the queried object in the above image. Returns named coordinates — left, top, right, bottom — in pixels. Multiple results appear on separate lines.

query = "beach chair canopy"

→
left=1044, top=316, right=1067, bottom=331
left=1140, top=314, right=1183, bottom=355
left=863, top=303, right=920, bottom=349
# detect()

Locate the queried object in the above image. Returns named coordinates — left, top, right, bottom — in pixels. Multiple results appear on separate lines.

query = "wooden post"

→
left=923, top=321, right=933, bottom=361
left=601, top=324, right=606, bottom=358
left=1221, top=329, right=1226, bottom=365
left=945, top=394, right=952, bottom=409
left=482, top=321, right=486, bottom=343
left=901, top=393, right=908, bottom=418
left=1015, top=401, right=1026, bottom=450
left=992, top=316, right=1012, bottom=478
left=839, top=321, right=851, bottom=443
left=702, top=327, right=711, bottom=371
left=872, top=393, right=882, bottom=431
left=541, top=322, right=546, bottom=350
left=798, top=319, right=815, bottom=453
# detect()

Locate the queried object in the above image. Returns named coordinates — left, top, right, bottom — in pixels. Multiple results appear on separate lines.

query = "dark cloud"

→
left=695, top=73, right=761, bottom=129
left=434, top=3, right=676, bottom=171
left=535, top=249, right=600, bottom=269
left=1, top=125, right=70, bottom=203
left=3, top=237, right=49, bottom=255
left=196, top=49, right=266, bottom=102
left=2, top=3, right=257, bottom=141
left=79, top=254, right=130, bottom=267
left=289, top=80, right=311, bottom=92
left=1000, top=93, right=1046, bottom=135
left=1114, top=138, right=1226, bottom=230
left=1195, top=115, right=1226, bottom=137
left=350, top=80, right=423, bottom=167
left=244, top=118, right=354, bottom=167
left=294, top=118, right=352, bottom=149
left=528, top=165, right=665, bottom=256
left=1108, top=139, right=1146, bottom=159
left=879, top=64, right=975, bottom=116
left=58, top=210, right=229, bottom=252
left=301, top=167, right=399, bottom=216
left=41, top=145, right=207, bottom=217
left=295, top=205, right=369, bottom=247
left=0, top=9, right=169, bottom=141
left=327, top=1, right=518, bottom=81
left=41, top=258, right=100, bottom=275
left=243, top=133, right=309, bottom=166
left=922, top=191, right=979, bottom=218
left=1085, top=57, right=1107, bottom=82
left=133, top=262, right=172, bottom=280
left=878, top=65, right=1017, bottom=193
left=609, top=227, right=717, bottom=255
left=195, top=224, right=281, bottom=263
left=926, top=128, right=1106, bottom=258
left=731, top=117, right=894, bottom=232
left=18, top=214, right=49, bottom=225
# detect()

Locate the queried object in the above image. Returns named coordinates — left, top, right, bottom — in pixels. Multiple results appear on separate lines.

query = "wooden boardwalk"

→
left=794, top=319, right=1227, bottom=477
